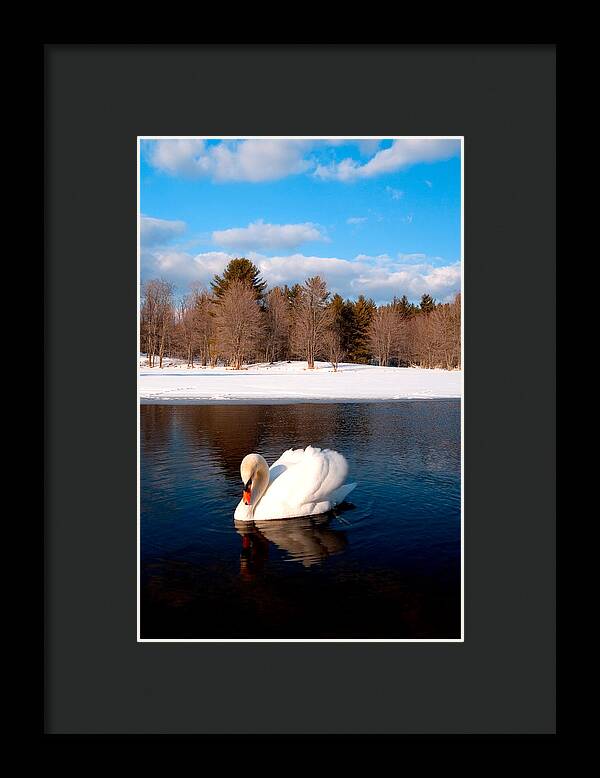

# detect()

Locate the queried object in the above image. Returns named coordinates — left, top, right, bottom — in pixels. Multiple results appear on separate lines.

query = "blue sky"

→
left=139, top=138, right=462, bottom=304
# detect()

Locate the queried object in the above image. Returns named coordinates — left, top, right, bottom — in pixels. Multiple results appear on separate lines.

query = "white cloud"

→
left=352, top=261, right=461, bottom=302
left=253, top=253, right=359, bottom=289
left=346, top=216, right=368, bottom=225
left=357, top=140, right=383, bottom=156
left=141, top=247, right=460, bottom=303
left=141, top=249, right=231, bottom=289
left=255, top=253, right=461, bottom=303
left=147, top=139, right=313, bottom=182
left=145, top=138, right=459, bottom=184
left=148, top=140, right=211, bottom=177
left=140, top=215, right=186, bottom=246
left=212, top=220, right=326, bottom=251
left=314, top=139, right=460, bottom=182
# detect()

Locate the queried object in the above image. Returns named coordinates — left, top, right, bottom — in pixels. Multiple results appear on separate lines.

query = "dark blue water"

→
left=140, top=401, right=461, bottom=639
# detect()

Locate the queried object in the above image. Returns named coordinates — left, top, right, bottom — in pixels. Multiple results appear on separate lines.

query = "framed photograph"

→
left=45, top=44, right=556, bottom=736
left=137, top=134, right=463, bottom=643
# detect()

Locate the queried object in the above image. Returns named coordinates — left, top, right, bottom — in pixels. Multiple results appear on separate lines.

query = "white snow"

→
left=139, top=357, right=462, bottom=403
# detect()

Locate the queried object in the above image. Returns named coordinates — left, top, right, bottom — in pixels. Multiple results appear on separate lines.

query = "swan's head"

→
left=240, top=453, right=269, bottom=508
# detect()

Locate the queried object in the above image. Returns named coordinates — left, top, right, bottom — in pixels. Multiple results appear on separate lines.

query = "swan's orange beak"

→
left=242, top=481, right=252, bottom=505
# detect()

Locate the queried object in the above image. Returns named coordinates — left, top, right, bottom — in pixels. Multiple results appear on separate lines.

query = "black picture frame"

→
left=44, top=43, right=556, bottom=737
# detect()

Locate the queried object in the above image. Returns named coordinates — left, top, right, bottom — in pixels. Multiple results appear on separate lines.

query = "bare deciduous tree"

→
left=190, top=287, right=217, bottom=367
left=324, top=328, right=345, bottom=372
left=177, top=293, right=197, bottom=368
left=140, top=273, right=461, bottom=372
left=140, top=279, right=175, bottom=367
left=215, top=280, right=263, bottom=370
left=450, top=292, right=461, bottom=368
left=263, top=287, right=290, bottom=364
left=292, top=276, right=332, bottom=369
left=393, top=293, right=461, bottom=369
left=368, top=305, right=398, bottom=367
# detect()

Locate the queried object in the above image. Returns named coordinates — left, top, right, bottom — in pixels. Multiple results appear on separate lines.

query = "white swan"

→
left=233, top=446, right=357, bottom=522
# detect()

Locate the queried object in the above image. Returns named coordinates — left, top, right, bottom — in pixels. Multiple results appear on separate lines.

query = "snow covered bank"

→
left=139, top=358, right=462, bottom=403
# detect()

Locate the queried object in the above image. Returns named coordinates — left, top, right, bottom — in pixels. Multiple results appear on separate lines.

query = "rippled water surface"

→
left=140, top=401, right=461, bottom=639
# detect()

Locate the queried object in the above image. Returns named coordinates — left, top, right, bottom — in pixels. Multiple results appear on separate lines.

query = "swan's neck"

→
left=250, top=464, right=270, bottom=512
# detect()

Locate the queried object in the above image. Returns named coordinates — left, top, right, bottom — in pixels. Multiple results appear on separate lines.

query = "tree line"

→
left=140, top=258, right=461, bottom=370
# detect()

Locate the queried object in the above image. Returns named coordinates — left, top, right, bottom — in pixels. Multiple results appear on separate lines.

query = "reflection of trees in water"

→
left=335, top=401, right=460, bottom=477
left=263, top=404, right=350, bottom=453
left=399, top=402, right=460, bottom=473
left=175, top=403, right=356, bottom=479
left=253, top=403, right=357, bottom=472
left=158, top=402, right=411, bottom=482
left=143, top=401, right=459, bottom=507
left=141, top=404, right=175, bottom=447
left=177, top=404, right=273, bottom=478
left=140, top=406, right=178, bottom=492
left=142, top=402, right=459, bottom=505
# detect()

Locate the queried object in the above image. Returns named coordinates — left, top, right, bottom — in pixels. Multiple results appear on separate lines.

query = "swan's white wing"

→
left=271, top=446, right=348, bottom=504
left=253, top=446, right=351, bottom=520
left=270, top=448, right=307, bottom=467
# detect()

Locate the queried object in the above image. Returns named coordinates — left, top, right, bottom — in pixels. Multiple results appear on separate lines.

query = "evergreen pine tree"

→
left=328, top=293, right=354, bottom=353
left=392, top=294, right=416, bottom=319
left=211, top=258, right=267, bottom=301
left=419, top=293, right=436, bottom=314
left=285, top=283, right=303, bottom=306
left=348, top=294, right=376, bottom=363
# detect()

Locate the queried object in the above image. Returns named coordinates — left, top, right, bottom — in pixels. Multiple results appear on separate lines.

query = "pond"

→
left=140, top=401, right=461, bottom=640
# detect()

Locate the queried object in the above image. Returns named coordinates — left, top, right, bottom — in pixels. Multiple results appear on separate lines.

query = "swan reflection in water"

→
left=235, top=512, right=349, bottom=577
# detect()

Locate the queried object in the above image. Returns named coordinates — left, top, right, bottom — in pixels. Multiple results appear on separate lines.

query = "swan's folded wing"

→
left=270, top=447, right=310, bottom=469
left=267, top=446, right=349, bottom=509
